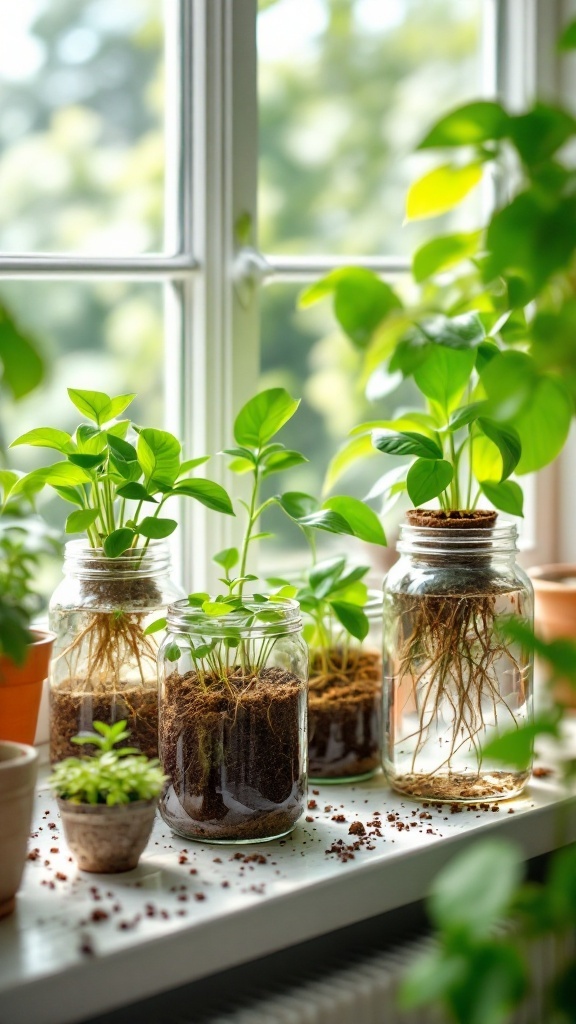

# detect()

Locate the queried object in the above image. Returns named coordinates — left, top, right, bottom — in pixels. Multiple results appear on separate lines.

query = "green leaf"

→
left=178, top=456, right=210, bottom=475
left=65, top=509, right=100, bottom=534
left=67, top=388, right=112, bottom=425
left=143, top=617, right=166, bottom=635
left=136, top=517, right=177, bottom=539
left=477, top=419, right=521, bottom=481
left=277, top=491, right=318, bottom=519
left=429, top=839, right=523, bottom=938
left=332, top=269, right=402, bottom=348
left=412, top=312, right=486, bottom=350
left=418, top=101, right=508, bottom=148
left=481, top=716, right=559, bottom=770
left=202, top=601, right=235, bottom=616
left=106, top=420, right=130, bottom=440
left=480, top=480, right=524, bottom=517
left=165, top=642, right=181, bottom=662
left=406, top=163, right=483, bottom=220
left=0, top=469, right=18, bottom=506
left=76, top=425, right=106, bottom=454
left=323, top=495, right=386, bottom=546
left=116, top=482, right=158, bottom=503
left=413, top=230, right=482, bottom=282
left=213, top=547, right=239, bottom=572
left=102, top=528, right=135, bottom=558
left=10, top=427, right=75, bottom=454
left=447, top=402, right=488, bottom=432
left=53, top=485, right=85, bottom=508
left=559, top=17, right=576, bottom=49
left=261, top=449, right=308, bottom=478
left=67, top=452, right=107, bottom=469
left=373, top=430, right=442, bottom=459
left=172, top=478, right=234, bottom=515
left=309, top=556, right=346, bottom=599
left=407, top=458, right=454, bottom=506
left=330, top=601, right=369, bottom=641
left=44, top=463, right=92, bottom=486
left=414, top=345, right=476, bottom=414
left=102, top=394, right=136, bottom=422
left=506, top=103, right=576, bottom=167
left=137, top=428, right=181, bottom=489
left=107, top=434, right=138, bottom=463
left=324, top=434, right=380, bottom=493
left=187, top=592, right=210, bottom=607
left=233, top=388, right=300, bottom=447
left=296, top=508, right=356, bottom=537
left=399, top=948, right=464, bottom=1010
left=0, top=306, right=44, bottom=399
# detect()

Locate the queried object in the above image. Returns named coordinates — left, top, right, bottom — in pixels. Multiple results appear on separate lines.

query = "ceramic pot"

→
left=0, top=742, right=38, bottom=919
left=528, top=564, right=576, bottom=708
left=0, top=630, right=55, bottom=744
left=57, top=797, right=158, bottom=872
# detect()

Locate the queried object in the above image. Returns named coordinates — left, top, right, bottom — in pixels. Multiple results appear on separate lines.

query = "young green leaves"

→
left=11, top=388, right=234, bottom=556
left=274, top=556, right=372, bottom=647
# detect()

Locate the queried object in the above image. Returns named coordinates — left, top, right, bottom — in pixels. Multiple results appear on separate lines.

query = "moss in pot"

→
left=49, top=720, right=166, bottom=872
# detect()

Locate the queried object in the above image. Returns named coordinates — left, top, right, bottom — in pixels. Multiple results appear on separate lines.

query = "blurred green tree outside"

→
left=0, top=0, right=483, bottom=569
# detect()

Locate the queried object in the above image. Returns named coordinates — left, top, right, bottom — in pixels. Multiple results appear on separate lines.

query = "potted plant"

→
left=0, top=476, right=58, bottom=744
left=10, top=389, right=234, bottom=761
left=153, top=388, right=383, bottom=842
left=0, top=740, right=38, bottom=918
left=49, top=719, right=166, bottom=872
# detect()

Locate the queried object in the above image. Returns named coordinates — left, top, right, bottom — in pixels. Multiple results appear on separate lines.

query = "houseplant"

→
left=0, top=477, right=58, bottom=744
left=0, top=740, right=38, bottom=918
left=153, top=387, right=385, bottom=841
left=10, top=388, right=234, bottom=761
left=49, top=719, right=166, bottom=872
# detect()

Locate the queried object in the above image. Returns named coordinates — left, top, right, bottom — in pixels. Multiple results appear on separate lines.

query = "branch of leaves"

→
left=10, top=388, right=234, bottom=556
left=270, top=556, right=371, bottom=644
left=371, top=411, right=523, bottom=516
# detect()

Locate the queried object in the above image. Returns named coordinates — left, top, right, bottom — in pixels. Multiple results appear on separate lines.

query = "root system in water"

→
left=50, top=573, right=162, bottom=761
left=308, top=646, right=381, bottom=781
left=159, top=666, right=305, bottom=842
left=387, top=578, right=531, bottom=801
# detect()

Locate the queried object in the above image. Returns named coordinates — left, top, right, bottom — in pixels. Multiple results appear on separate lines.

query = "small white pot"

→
left=0, top=742, right=38, bottom=919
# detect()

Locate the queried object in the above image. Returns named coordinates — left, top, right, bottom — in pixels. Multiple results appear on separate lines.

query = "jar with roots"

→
left=158, top=598, right=308, bottom=843
left=49, top=541, right=183, bottom=762
left=383, top=512, right=533, bottom=802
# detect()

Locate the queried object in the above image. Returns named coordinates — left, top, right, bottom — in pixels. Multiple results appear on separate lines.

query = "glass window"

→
left=0, top=0, right=165, bottom=254
left=258, top=0, right=484, bottom=257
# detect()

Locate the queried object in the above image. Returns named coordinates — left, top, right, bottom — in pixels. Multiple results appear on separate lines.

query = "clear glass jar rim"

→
left=167, top=597, right=303, bottom=637
left=397, top=521, right=518, bottom=556
left=63, top=539, right=172, bottom=577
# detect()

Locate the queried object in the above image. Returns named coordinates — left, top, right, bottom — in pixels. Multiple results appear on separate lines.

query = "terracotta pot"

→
left=528, top=564, right=576, bottom=707
left=0, top=742, right=38, bottom=919
left=57, top=797, right=158, bottom=873
left=0, top=630, right=55, bottom=744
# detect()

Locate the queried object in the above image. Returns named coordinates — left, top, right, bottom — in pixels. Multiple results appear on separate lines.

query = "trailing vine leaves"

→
left=10, top=388, right=234, bottom=556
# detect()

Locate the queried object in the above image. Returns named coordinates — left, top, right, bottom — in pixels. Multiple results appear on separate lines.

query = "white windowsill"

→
left=1, top=747, right=575, bottom=1024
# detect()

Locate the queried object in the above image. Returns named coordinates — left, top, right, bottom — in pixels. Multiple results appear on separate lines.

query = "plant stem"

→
left=238, top=460, right=260, bottom=598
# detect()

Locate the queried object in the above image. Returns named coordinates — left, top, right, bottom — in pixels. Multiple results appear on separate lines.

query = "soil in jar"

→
left=50, top=569, right=162, bottom=761
left=308, top=646, right=381, bottom=781
left=387, top=510, right=531, bottom=802
left=159, top=666, right=305, bottom=842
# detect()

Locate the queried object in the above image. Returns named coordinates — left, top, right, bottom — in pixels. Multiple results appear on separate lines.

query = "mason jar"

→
left=308, top=592, right=383, bottom=783
left=158, top=598, right=308, bottom=844
left=49, top=541, right=183, bottom=762
left=383, top=517, right=534, bottom=803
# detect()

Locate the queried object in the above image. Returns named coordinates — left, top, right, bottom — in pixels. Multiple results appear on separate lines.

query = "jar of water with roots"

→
left=382, top=511, right=533, bottom=803
left=49, top=541, right=183, bottom=762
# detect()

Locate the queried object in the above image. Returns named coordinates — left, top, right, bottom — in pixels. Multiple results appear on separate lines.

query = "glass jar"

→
left=158, top=598, right=308, bottom=844
left=308, top=592, right=383, bottom=783
left=383, top=520, right=533, bottom=802
left=49, top=541, right=183, bottom=762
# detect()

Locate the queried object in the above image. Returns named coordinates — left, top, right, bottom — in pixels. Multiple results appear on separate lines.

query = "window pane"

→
left=258, top=0, right=484, bottom=257
left=0, top=0, right=166, bottom=254
left=1, top=281, right=163, bottom=585
left=259, top=281, right=414, bottom=573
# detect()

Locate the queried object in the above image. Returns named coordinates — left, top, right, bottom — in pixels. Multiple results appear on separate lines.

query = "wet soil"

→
left=159, top=666, right=306, bottom=842
left=50, top=682, right=159, bottom=762
left=308, top=647, right=381, bottom=781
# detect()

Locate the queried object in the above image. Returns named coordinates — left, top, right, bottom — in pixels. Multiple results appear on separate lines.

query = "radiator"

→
left=206, top=931, right=574, bottom=1024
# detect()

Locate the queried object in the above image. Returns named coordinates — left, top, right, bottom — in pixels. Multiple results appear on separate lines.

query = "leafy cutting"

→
left=48, top=720, right=167, bottom=806
left=10, top=388, right=234, bottom=557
